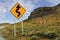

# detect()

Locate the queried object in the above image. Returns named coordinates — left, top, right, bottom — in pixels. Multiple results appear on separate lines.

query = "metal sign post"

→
left=14, top=18, right=16, bottom=37
left=22, top=21, right=24, bottom=34
left=14, top=23, right=16, bottom=36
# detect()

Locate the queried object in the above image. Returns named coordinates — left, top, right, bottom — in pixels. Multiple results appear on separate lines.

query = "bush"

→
left=29, top=36, right=39, bottom=40
left=45, top=33, right=57, bottom=39
left=29, top=33, right=45, bottom=37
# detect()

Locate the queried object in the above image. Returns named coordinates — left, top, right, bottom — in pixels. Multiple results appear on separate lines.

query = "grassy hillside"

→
left=0, top=4, right=60, bottom=40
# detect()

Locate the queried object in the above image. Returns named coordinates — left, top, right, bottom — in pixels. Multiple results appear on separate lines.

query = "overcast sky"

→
left=0, top=0, right=60, bottom=24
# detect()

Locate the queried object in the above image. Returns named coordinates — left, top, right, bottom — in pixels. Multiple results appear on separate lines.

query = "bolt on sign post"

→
left=10, top=2, right=26, bottom=37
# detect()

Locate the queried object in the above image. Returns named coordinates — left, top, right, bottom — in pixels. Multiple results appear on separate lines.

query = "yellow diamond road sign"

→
left=10, top=3, right=26, bottom=19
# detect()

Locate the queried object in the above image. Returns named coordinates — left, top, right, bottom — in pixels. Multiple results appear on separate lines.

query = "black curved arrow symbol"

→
left=16, top=5, right=21, bottom=17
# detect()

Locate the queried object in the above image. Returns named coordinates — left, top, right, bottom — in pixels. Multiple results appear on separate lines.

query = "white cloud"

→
left=47, top=0, right=60, bottom=5
left=0, top=6, right=6, bottom=14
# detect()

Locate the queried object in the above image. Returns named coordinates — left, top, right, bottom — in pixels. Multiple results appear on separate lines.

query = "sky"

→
left=0, top=0, right=60, bottom=24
